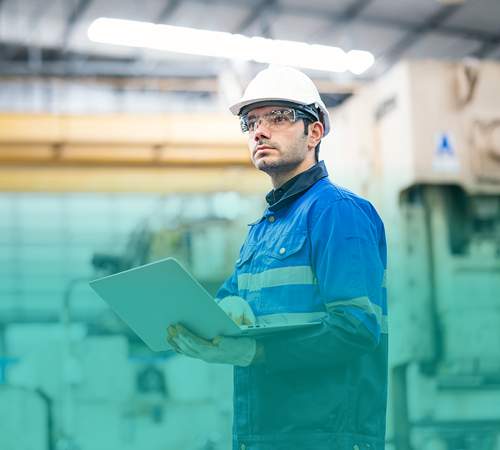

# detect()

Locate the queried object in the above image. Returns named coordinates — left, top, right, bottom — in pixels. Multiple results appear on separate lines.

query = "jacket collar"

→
left=248, top=161, right=329, bottom=226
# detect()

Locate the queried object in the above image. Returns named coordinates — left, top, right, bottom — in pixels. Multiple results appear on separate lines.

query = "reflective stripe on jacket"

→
left=217, top=172, right=388, bottom=450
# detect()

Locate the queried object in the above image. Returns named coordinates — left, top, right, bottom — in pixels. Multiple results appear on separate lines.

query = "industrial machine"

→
left=323, top=59, right=500, bottom=450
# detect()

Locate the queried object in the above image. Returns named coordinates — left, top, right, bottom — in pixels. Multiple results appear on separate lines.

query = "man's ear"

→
left=308, top=122, right=323, bottom=149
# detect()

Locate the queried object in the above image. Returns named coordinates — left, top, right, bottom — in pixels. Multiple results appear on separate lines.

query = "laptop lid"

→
left=89, top=257, right=319, bottom=352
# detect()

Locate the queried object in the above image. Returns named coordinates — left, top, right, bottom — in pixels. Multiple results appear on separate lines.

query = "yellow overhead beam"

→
left=0, top=114, right=247, bottom=145
left=0, top=114, right=272, bottom=192
left=0, top=145, right=251, bottom=165
left=0, top=113, right=252, bottom=166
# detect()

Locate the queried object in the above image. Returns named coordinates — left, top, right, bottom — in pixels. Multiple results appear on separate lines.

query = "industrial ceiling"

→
left=1, top=0, right=499, bottom=81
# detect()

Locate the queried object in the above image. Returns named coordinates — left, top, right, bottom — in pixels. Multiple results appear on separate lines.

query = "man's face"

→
left=246, top=105, right=311, bottom=174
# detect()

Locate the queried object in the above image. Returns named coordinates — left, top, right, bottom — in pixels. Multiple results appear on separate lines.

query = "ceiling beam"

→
left=309, top=0, right=374, bottom=45
left=166, top=0, right=488, bottom=47
left=128, top=0, right=183, bottom=75
left=156, top=0, right=182, bottom=24
left=60, top=0, right=94, bottom=53
left=0, top=60, right=364, bottom=91
left=0, top=0, right=58, bottom=62
left=0, top=59, right=217, bottom=78
left=156, top=0, right=412, bottom=30
left=337, top=0, right=374, bottom=22
left=374, top=3, right=465, bottom=75
left=471, top=30, right=500, bottom=59
left=0, top=73, right=361, bottom=93
left=233, top=0, right=278, bottom=37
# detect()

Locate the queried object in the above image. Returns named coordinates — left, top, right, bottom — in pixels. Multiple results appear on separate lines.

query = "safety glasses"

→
left=239, top=108, right=312, bottom=134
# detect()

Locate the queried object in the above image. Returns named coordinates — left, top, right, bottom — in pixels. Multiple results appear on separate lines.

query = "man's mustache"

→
left=254, top=140, right=279, bottom=151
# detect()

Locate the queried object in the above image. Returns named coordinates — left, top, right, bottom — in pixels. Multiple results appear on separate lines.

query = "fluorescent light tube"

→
left=88, top=18, right=375, bottom=74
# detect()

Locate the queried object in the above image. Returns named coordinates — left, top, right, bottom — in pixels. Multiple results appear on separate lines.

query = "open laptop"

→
left=89, top=257, right=320, bottom=352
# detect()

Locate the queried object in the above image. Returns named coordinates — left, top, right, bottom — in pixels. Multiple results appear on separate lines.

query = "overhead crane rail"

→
left=0, top=114, right=273, bottom=193
left=0, top=114, right=251, bottom=167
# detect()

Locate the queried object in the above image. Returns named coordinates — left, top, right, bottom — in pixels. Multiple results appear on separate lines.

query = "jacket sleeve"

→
left=215, top=271, right=239, bottom=303
left=261, top=198, right=387, bottom=373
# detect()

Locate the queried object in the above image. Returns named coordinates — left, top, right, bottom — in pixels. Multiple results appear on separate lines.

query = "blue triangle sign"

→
left=438, top=134, right=453, bottom=155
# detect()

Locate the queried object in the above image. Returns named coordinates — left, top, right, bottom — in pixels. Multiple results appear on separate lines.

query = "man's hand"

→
left=217, top=296, right=256, bottom=325
left=167, top=324, right=257, bottom=367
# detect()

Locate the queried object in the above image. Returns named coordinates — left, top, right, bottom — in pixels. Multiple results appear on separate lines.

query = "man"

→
left=168, top=65, right=388, bottom=450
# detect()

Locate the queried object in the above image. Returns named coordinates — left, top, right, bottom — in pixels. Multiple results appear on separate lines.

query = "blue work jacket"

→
left=217, top=161, right=388, bottom=450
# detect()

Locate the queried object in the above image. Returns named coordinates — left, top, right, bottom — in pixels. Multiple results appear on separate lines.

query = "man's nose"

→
left=253, top=119, right=271, bottom=140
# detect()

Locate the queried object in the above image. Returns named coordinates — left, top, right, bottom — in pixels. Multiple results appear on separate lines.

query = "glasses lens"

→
left=268, top=109, right=295, bottom=126
left=241, top=109, right=298, bottom=133
left=240, top=114, right=265, bottom=133
left=240, top=116, right=249, bottom=133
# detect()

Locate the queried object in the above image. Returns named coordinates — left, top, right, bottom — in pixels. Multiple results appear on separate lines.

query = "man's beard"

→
left=254, top=137, right=308, bottom=176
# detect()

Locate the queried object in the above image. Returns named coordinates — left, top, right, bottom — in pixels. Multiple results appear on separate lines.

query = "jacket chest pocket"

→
left=257, top=233, right=316, bottom=314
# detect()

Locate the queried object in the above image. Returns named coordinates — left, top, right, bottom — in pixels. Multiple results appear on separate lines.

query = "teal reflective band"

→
left=239, top=108, right=313, bottom=134
left=256, top=311, right=326, bottom=325
left=237, top=265, right=318, bottom=292
left=255, top=303, right=388, bottom=334
left=325, top=296, right=388, bottom=334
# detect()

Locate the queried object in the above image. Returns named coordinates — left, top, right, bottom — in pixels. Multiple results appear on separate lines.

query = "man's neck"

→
left=269, top=160, right=315, bottom=189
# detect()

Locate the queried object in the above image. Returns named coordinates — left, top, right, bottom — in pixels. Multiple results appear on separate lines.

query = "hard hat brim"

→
left=230, top=96, right=311, bottom=116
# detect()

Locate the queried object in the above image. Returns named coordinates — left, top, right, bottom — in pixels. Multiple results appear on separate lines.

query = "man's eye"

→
left=248, top=119, right=257, bottom=129
left=273, top=114, right=286, bottom=123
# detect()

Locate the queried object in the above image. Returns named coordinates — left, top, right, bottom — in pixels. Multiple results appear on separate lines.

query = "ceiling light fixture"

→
left=88, top=18, right=375, bottom=75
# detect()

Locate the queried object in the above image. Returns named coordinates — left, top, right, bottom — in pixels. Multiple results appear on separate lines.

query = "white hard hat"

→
left=229, top=64, right=330, bottom=137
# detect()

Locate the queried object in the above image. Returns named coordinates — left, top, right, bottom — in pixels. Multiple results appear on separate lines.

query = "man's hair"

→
left=303, top=119, right=321, bottom=163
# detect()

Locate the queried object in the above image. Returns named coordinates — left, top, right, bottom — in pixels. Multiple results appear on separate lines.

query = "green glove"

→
left=167, top=325, right=256, bottom=367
